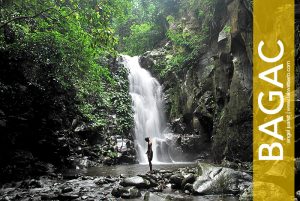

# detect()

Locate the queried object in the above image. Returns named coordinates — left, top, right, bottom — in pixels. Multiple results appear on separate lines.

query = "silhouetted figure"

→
left=145, top=137, right=153, bottom=171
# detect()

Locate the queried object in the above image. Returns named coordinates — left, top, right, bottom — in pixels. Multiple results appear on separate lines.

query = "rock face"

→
left=165, top=134, right=211, bottom=161
left=139, top=0, right=253, bottom=163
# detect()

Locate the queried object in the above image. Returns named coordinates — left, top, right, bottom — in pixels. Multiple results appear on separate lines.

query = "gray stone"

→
left=111, top=187, right=122, bottom=198
left=169, top=174, right=184, bottom=189
left=61, top=187, right=73, bottom=193
left=239, top=185, right=252, bottom=201
left=120, top=186, right=141, bottom=199
left=181, top=174, right=196, bottom=188
left=192, top=162, right=251, bottom=195
left=58, top=193, right=80, bottom=200
left=144, top=191, right=150, bottom=200
left=120, top=176, right=151, bottom=188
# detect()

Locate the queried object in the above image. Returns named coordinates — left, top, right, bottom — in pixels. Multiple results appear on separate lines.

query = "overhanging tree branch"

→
left=0, top=7, right=55, bottom=29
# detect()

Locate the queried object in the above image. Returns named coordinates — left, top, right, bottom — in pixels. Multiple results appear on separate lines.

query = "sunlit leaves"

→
left=0, top=0, right=134, bottom=136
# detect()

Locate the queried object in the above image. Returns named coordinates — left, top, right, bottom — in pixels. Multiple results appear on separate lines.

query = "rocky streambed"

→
left=0, top=162, right=253, bottom=201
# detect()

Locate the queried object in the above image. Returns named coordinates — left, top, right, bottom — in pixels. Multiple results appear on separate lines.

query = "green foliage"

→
left=115, top=0, right=176, bottom=55
left=107, top=150, right=118, bottom=158
left=223, top=25, right=231, bottom=33
left=110, top=67, right=134, bottom=135
left=0, top=0, right=133, bottom=137
left=180, top=0, right=215, bottom=20
left=0, top=0, right=218, bottom=139
left=158, top=0, right=216, bottom=76
left=122, top=23, right=159, bottom=55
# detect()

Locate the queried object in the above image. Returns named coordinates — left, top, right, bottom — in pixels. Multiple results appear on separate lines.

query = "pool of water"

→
left=85, top=163, right=196, bottom=177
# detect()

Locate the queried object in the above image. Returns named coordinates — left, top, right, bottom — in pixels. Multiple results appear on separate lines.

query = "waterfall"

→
left=122, top=55, right=171, bottom=164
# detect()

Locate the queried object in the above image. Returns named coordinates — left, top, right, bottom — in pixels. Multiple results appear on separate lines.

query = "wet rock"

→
left=61, top=186, right=73, bottom=193
left=20, top=179, right=43, bottom=189
left=41, top=193, right=58, bottom=200
left=103, top=157, right=117, bottom=166
left=151, top=184, right=164, bottom=192
left=112, top=186, right=141, bottom=199
left=166, top=134, right=210, bottom=161
left=111, top=187, right=122, bottom=198
left=29, top=179, right=43, bottom=188
left=120, top=176, right=151, bottom=188
left=139, top=49, right=166, bottom=79
left=171, top=118, right=186, bottom=134
left=33, top=162, right=56, bottom=176
left=164, top=194, right=192, bottom=201
left=0, top=196, right=10, bottom=201
left=74, top=123, right=104, bottom=145
left=58, top=193, right=80, bottom=200
left=183, top=183, right=194, bottom=193
left=192, top=163, right=251, bottom=195
left=121, top=186, right=141, bottom=199
left=139, top=174, right=159, bottom=187
left=1, top=174, right=121, bottom=200
left=159, top=169, right=172, bottom=174
left=105, top=177, right=116, bottom=183
left=144, top=191, right=150, bottom=200
left=163, top=173, right=172, bottom=179
left=239, top=185, right=252, bottom=201
left=181, top=174, right=196, bottom=188
left=169, top=174, right=184, bottom=189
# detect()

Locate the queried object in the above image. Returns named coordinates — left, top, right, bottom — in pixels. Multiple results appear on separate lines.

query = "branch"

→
left=0, top=7, right=55, bottom=29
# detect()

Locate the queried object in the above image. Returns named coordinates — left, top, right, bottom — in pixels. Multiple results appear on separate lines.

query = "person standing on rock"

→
left=145, top=137, right=153, bottom=171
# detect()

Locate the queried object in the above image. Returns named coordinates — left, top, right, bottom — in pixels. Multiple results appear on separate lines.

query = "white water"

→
left=122, top=55, right=171, bottom=164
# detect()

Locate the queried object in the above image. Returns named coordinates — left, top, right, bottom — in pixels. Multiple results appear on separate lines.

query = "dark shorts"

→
left=147, top=151, right=153, bottom=161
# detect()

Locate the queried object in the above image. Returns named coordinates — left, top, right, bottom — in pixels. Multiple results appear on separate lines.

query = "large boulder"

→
left=181, top=173, right=196, bottom=188
left=120, top=176, right=151, bottom=189
left=169, top=174, right=184, bottom=189
left=111, top=186, right=141, bottom=199
left=192, top=163, right=251, bottom=195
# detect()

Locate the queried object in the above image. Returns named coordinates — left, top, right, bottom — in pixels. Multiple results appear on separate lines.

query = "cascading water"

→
left=122, top=55, right=171, bottom=164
